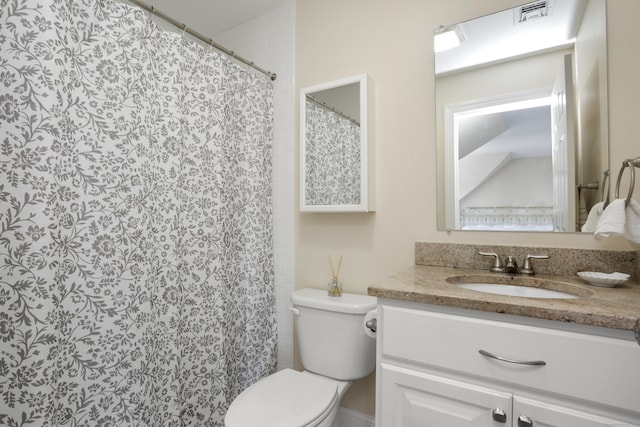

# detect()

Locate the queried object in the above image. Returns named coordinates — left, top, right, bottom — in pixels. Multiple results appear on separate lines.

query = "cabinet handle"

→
left=518, top=415, right=533, bottom=427
left=492, top=408, right=507, bottom=423
left=479, top=349, right=546, bottom=366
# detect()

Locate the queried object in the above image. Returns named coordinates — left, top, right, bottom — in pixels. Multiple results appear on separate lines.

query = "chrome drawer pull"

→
left=518, top=415, right=534, bottom=427
left=492, top=408, right=507, bottom=423
left=479, top=349, right=546, bottom=366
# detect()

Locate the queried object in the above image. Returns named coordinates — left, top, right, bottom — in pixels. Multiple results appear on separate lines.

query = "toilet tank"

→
left=291, top=288, right=377, bottom=381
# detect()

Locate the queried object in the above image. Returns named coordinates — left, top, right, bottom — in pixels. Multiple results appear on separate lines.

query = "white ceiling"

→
left=144, top=0, right=289, bottom=36
left=461, top=106, right=552, bottom=159
left=436, top=0, right=585, bottom=75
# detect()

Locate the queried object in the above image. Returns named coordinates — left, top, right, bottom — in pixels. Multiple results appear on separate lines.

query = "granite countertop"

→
left=368, top=265, right=640, bottom=333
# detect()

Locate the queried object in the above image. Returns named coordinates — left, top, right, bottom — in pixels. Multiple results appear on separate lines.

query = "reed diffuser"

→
left=328, top=255, right=343, bottom=297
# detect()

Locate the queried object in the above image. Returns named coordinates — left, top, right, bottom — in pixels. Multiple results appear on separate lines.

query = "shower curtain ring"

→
left=147, top=5, right=155, bottom=23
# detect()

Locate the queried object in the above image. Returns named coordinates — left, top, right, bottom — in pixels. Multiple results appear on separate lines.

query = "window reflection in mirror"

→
left=435, top=0, right=609, bottom=233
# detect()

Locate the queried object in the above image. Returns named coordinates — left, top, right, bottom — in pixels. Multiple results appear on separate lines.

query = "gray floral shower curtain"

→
left=0, top=0, right=277, bottom=426
left=304, top=99, right=361, bottom=206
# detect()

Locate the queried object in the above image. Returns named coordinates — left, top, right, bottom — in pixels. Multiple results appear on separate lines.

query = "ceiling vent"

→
left=514, top=0, right=554, bottom=23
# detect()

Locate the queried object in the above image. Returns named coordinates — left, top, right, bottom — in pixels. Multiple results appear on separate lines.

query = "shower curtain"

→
left=0, top=0, right=277, bottom=426
left=304, top=100, right=361, bottom=206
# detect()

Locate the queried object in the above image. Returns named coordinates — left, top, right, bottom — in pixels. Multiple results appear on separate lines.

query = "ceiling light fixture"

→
left=434, top=24, right=465, bottom=53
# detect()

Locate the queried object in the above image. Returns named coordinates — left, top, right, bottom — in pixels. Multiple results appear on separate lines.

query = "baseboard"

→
left=335, top=406, right=375, bottom=427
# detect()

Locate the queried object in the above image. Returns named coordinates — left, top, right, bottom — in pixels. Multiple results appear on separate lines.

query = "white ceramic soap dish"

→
left=577, top=271, right=630, bottom=288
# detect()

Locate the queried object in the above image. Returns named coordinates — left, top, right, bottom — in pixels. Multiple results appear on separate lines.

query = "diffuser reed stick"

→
left=328, top=255, right=343, bottom=297
left=329, top=255, right=336, bottom=279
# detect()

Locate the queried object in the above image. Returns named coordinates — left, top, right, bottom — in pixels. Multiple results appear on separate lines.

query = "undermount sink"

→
left=455, top=283, right=579, bottom=299
left=446, top=274, right=592, bottom=299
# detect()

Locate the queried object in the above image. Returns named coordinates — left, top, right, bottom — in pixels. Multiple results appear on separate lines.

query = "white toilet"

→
left=225, top=288, right=377, bottom=427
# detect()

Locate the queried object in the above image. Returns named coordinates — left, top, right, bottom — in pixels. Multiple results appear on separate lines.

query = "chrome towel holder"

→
left=600, top=169, right=609, bottom=205
left=614, top=157, right=640, bottom=207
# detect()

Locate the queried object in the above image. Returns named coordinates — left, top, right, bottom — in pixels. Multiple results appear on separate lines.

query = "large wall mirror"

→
left=435, top=0, right=609, bottom=232
left=300, top=74, right=375, bottom=212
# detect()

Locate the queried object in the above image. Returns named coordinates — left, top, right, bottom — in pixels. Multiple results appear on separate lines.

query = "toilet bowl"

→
left=225, top=369, right=350, bottom=427
left=225, top=288, right=377, bottom=427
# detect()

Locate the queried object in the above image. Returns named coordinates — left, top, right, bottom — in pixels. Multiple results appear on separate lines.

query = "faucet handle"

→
left=521, top=254, right=550, bottom=275
left=478, top=251, right=504, bottom=273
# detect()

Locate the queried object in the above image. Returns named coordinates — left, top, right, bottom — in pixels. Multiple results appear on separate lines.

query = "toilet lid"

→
left=225, top=369, right=338, bottom=427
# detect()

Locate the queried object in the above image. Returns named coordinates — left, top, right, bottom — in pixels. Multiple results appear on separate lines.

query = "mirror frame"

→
left=300, top=74, right=375, bottom=213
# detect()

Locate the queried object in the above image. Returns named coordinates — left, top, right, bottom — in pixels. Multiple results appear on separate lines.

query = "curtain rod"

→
left=305, top=95, right=360, bottom=126
left=126, top=0, right=277, bottom=81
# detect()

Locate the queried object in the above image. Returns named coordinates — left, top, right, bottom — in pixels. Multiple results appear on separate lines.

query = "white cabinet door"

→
left=513, top=396, right=636, bottom=427
left=379, top=363, right=512, bottom=427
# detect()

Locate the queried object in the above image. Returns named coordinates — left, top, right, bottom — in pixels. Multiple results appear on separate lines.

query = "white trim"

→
left=335, top=406, right=375, bottom=427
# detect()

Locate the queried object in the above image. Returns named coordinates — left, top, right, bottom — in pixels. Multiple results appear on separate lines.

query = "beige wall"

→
left=295, top=0, right=640, bottom=416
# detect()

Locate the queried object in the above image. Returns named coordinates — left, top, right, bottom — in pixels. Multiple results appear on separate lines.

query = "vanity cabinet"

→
left=376, top=300, right=640, bottom=427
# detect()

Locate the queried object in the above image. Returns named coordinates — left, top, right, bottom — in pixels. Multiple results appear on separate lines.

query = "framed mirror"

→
left=300, top=74, right=375, bottom=212
left=435, top=0, right=609, bottom=232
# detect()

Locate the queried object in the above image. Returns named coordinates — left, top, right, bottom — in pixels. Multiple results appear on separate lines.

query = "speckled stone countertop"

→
left=368, top=265, right=640, bottom=334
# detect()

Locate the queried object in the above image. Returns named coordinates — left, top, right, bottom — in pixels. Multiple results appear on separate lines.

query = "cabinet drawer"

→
left=380, top=305, right=640, bottom=414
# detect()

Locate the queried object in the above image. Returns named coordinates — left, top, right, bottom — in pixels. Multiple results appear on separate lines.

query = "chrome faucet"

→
left=504, top=256, right=520, bottom=274
left=478, top=251, right=549, bottom=275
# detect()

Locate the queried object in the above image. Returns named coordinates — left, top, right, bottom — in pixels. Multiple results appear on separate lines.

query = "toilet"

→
left=225, top=288, right=377, bottom=427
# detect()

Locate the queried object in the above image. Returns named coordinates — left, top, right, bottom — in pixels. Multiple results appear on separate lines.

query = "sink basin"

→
left=446, top=274, right=591, bottom=299
left=455, top=283, right=579, bottom=299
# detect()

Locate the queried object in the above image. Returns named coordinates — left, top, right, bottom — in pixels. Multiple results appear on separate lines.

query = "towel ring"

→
left=615, top=158, right=638, bottom=207
left=601, top=169, right=610, bottom=206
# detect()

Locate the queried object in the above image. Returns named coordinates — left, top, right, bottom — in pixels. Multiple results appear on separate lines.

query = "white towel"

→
left=581, top=201, right=604, bottom=233
left=594, top=199, right=625, bottom=240
left=624, top=199, right=640, bottom=244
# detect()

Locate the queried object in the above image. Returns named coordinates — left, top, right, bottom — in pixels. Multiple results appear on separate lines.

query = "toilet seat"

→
left=225, top=369, right=339, bottom=427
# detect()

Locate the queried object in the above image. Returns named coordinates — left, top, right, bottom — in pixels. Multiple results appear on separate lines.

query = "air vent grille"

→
left=514, top=0, right=553, bottom=23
